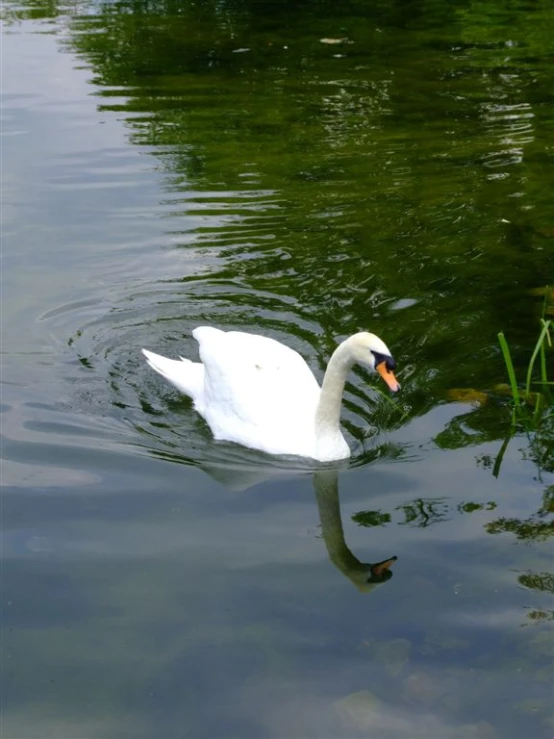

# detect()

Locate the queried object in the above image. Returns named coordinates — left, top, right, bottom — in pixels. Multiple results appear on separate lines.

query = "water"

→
left=2, top=1, right=553, bottom=737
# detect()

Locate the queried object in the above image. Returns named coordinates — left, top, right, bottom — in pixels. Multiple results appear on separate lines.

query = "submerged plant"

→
left=494, top=292, right=553, bottom=477
left=497, top=317, right=552, bottom=427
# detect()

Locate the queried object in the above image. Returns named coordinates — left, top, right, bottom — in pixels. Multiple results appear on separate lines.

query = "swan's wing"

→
left=142, top=349, right=204, bottom=403
left=193, top=327, right=321, bottom=439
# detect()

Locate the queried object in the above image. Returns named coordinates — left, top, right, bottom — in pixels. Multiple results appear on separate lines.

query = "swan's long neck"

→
left=314, top=470, right=363, bottom=575
left=313, top=470, right=378, bottom=593
left=315, top=341, right=353, bottom=440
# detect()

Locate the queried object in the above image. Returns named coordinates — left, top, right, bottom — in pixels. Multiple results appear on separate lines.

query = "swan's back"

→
left=194, top=327, right=321, bottom=455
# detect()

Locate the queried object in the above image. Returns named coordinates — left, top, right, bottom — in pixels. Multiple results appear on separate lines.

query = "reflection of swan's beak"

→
left=376, top=362, right=400, bottom=392
left=371, top=556, right=398, bottom=578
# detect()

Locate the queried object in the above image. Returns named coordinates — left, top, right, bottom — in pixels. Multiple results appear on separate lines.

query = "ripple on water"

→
left=481, top=101, right=534, bottom=174
left=8, top=169, right=408, bottom=480
left=36, top=266, right=406, bottom=476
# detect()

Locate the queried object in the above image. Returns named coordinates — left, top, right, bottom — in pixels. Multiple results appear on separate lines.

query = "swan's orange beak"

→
left=376, top=361, right=400, bottom=392
left=371, top=556, right=398, bottom=577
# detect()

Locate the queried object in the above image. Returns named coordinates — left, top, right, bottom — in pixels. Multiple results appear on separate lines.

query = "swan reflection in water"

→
left=313, top=468, right=397, bottom=593
left=202, top=456, right=397, bottom=594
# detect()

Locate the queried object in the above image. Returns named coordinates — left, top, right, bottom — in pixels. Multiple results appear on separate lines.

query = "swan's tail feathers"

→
left=142, top=349, right=204, bottom=401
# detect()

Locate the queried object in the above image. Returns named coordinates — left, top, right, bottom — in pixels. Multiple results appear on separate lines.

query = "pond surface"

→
left=2, top=1, right=553, bottom=737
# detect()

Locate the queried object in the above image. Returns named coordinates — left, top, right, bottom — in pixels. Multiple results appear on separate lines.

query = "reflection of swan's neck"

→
left=314, top=469, right=373, bottom=592
left=315, top=342, right=353, bottom=443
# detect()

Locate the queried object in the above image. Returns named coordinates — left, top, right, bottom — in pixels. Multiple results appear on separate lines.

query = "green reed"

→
left=497, top=318, right=552, bottom=426
left=494, top=314, right=552, bottom=478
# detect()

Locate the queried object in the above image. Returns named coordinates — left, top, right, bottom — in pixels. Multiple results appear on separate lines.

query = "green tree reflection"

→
left=486, top=485, right=554, bottom=542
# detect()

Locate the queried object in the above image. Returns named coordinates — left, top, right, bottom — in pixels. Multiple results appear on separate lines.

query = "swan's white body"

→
left=142, top=326, right=398, bottom=462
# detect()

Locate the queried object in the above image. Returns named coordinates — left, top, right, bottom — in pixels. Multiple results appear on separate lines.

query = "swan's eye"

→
left=373, top=351, right=396, bottom=371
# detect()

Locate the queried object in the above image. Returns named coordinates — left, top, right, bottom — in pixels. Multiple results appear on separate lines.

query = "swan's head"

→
left=347, top=332, right=400, bottom=392
left=351, top=556, right=397, bottom=592
left=367, top=555, right=397, bottom=583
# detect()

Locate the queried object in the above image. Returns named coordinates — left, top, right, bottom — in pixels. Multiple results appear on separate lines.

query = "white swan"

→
left=142, top=327, right=399, bottom=462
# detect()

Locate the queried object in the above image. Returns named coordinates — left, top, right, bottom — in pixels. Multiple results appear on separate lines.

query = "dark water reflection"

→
left=2, top=1, right=553, bottom=737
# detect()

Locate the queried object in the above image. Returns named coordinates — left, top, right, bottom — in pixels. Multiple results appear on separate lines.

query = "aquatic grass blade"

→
left=492, top=432, right=512, bottom=478
left=525, top=319, right=551, bottom=396
left=497, top=332, right=521, bottom=408
left=539, top=320, right=553, bottom=405
left=370, top=383, right=410, bottom=420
